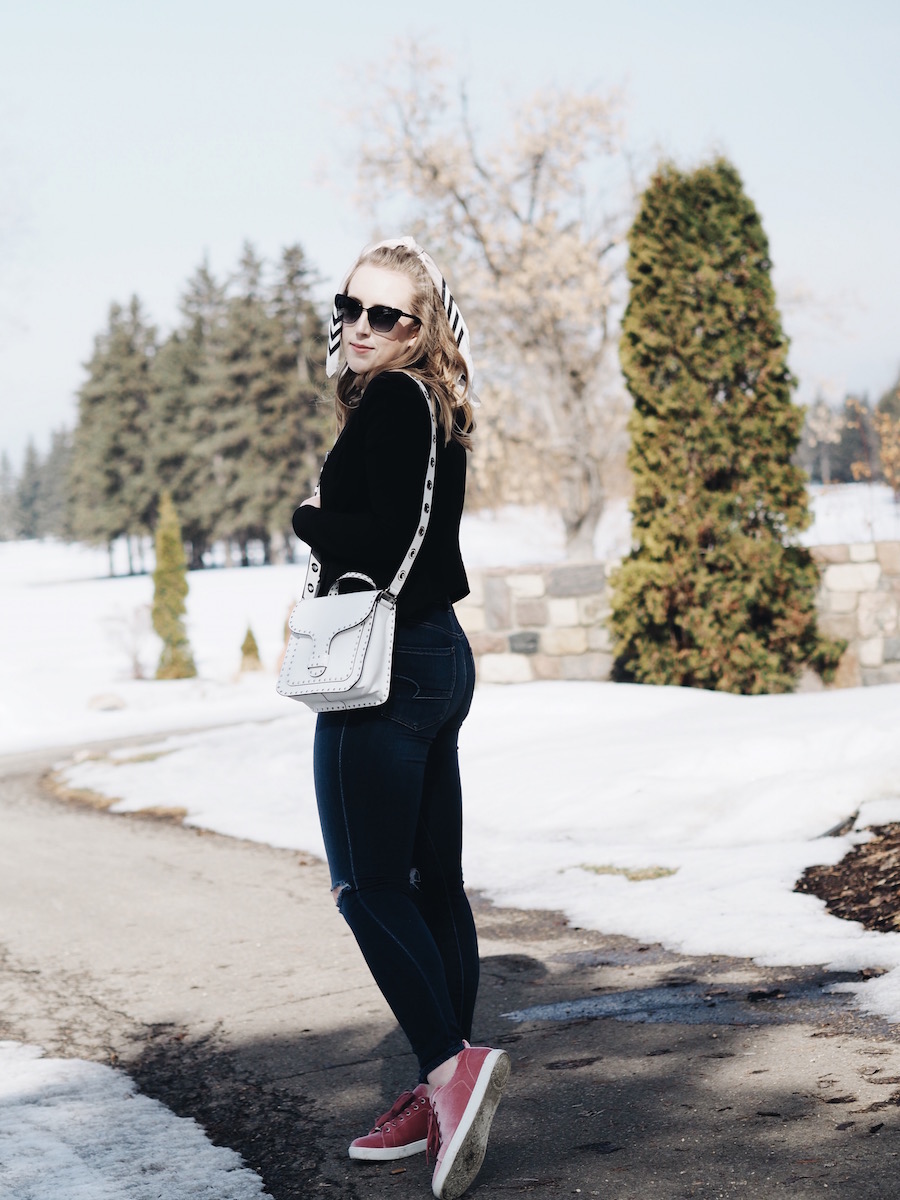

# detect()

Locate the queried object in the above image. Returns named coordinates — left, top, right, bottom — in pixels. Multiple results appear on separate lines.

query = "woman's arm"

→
left=292, top=374, right=431, bottom=577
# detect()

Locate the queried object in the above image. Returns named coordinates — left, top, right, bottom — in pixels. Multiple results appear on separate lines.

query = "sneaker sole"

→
left=432, top=1049, right=511, bottom=1200
left=348, top=1137, right=427, bottom=1161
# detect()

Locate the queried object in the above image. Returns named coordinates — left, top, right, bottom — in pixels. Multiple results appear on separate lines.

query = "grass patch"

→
left=131, top=805, right=189, bottom=823
left=43, top=768, right=120, bottom=811
left=43, top=768, right=187, bottom=826
left=111, top=749, right=175, bottom=766
left=578, top=863, right=678, bottom=883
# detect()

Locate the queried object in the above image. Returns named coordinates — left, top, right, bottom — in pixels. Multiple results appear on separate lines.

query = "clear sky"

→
left=2, top=0, right=899, bottom=466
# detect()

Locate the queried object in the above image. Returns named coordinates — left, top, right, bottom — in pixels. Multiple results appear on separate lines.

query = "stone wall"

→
left=455, top=562, right=612, bottom=683
left=812, top=541, right=900, bottom=687
left=456, top=540, right=900, bottom=688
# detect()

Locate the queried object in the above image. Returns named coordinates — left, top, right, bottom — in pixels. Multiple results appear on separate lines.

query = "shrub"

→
left=240, top=625, right=263, bottom=672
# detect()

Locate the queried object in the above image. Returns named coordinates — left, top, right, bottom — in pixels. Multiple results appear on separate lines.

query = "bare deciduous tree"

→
left=353, top=44, right=632, bottom=557
left=802, top=396, right=844, bottom=485
left=875, top=410, right=900, bottom=501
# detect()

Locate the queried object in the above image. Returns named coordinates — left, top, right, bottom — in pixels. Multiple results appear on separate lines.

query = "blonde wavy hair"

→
left=334, top=243, right=475, bottom=449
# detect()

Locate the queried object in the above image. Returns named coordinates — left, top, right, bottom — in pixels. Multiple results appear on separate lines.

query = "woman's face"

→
left=341, top=264, right=420, bottom=377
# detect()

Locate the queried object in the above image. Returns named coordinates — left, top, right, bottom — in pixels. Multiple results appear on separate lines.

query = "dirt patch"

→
left=796, top=823, right=900, bottom=934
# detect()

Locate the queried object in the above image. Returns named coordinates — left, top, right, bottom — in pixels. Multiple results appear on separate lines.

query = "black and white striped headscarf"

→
left=325, top=236, right=474, bottom=390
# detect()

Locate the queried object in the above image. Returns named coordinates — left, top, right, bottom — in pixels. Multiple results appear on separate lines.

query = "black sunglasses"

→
left=334, top=293, right=421, bottom=334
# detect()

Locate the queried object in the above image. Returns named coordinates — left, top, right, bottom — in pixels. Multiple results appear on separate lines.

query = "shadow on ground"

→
left=125, top=922, right=900, bottom=1200
left=3, top=760, right=899, bottom=1200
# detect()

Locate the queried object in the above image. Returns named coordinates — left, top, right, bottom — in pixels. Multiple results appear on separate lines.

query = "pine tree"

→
left=0, top=452, right=16, bottom=540
left=191, top=243, right=327, bottom=565
left=238, top=244, right=329, bottom=561
left=151, top=491, right=196, bottom=679
left=147, top=259, right=228, bottom=568
left=268, top=244, right=330, bottom=552
left=14, top=441, right=42, bottom=538
left=610, top=158, right=844, bottom=694
left=188, top=244, right=269, bottom=563
left=36, top=428, right=74, bottom=538
left=69, top=298, right=157, bottom=565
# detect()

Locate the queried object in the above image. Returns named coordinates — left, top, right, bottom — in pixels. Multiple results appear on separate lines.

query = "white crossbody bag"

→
left=276, top=380, right=437, bottom=713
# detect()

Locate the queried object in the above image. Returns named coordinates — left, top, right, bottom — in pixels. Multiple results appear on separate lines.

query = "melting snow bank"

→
left=56, top=680, right=900, bottom=1026
left=0, top=1042, right=266, bottom=1199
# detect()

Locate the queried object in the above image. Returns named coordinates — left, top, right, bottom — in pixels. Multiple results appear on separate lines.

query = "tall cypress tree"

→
left=152, top=491, right=196, bottom=679
left=610, top=158, right=843, bottom=694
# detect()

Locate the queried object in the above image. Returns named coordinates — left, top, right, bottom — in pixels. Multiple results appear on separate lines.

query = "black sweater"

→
left=292, top=371, right=469, bottom=617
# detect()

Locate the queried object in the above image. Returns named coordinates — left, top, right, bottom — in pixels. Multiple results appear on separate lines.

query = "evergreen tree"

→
left=69, top=297, right=157, bottom=566
left=14, top=440, right=42, bottom=538
left=0, top=452, right=16, bottom=540
left=610, top=158, right=843, bottom=694
left=191, top=243, right=327, bottom=564
left=147, top=259, right=229, bottom=567
left=190, top=244, right=271, bottom=562
left=272, top=244, right=323, bottom=386
left=249, top=244, right=329, bottom=557
left=36, top=427, right=74, bottom=538
left=151, top=491, right=196, bottom=679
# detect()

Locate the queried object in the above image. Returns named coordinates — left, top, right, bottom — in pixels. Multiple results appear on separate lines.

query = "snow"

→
left=3, top=518, right=900, bottom=1031
left=461, top=484, right=900, bottom=568
left=460, top=497, right=633, bottom=566
left=0, top=502, right=630, bottom=757
left=0, top=1042, right=266, bottom=1199
left=57, top=680, right=900, bottom=1028
left=0, top=540, right=300, bottom=757
left=2, top=490, right=900, bottom=1195
left=803, top=482, right=900, bottom=546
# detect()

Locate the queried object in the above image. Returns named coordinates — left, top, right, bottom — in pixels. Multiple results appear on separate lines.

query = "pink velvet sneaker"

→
left=427, top=1046, right=511, bottom=1199
left=348, top=1084, right=430, bottom=1161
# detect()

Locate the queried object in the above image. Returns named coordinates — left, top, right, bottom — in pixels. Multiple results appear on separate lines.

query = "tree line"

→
left=796, top=383, right=900, bottom=492
left=0, top=242, right=331, bottom=569
left=1, top=429, right=73, bottom=541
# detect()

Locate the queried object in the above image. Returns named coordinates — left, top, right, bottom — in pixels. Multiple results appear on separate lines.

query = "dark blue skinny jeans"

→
left=313, top=602, right=479, bottom=1083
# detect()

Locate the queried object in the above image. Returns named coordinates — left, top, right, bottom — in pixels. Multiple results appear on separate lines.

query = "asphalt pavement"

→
left=1, top=741, right=899, bottom=1199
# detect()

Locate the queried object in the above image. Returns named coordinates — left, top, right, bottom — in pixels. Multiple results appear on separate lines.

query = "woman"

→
left=292, top=237, right=510, bottom=1200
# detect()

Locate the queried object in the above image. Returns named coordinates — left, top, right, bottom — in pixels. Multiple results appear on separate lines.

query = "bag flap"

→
left=288, top=589, right=381, bottom=638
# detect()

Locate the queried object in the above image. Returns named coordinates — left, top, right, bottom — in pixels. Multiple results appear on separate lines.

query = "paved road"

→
left=2, top=743, right=900, bottom=1199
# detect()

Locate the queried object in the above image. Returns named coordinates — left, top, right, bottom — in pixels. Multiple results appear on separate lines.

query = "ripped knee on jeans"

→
left=331, top=881, right=350, bottom=907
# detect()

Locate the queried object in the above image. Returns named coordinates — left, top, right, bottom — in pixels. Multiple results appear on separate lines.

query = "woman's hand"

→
left=300, top=493, right=321, bottom=508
